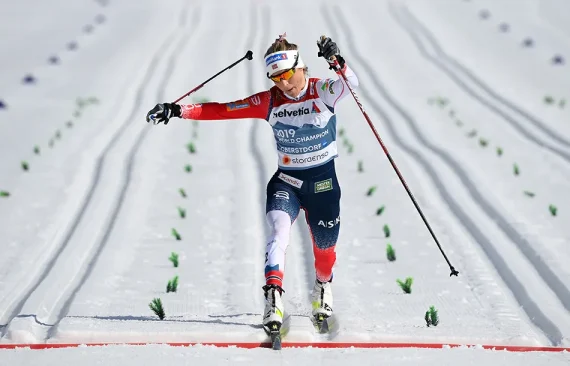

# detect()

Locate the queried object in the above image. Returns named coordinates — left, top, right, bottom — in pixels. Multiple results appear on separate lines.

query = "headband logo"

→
left=265, top=53, right=288, bottom=66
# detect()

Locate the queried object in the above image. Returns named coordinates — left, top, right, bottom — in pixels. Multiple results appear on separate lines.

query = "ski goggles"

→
left=265, top=50, right=305, bottom=82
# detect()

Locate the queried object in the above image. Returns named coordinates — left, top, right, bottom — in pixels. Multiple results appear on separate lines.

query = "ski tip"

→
left=271, top=334, right=282, bottom=350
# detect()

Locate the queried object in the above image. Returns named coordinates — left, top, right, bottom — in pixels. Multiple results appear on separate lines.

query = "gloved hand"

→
left=317, top=36, right=346, bottom=70
left=146, top=103, right=181, bottom=125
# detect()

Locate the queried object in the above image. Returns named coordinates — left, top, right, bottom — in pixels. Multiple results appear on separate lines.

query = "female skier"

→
left=146, top=34, right=359, bottom=332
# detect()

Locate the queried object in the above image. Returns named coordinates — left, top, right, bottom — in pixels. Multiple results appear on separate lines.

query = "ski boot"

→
left=262, top=284, right=285, bottom=349
left=311, top=279, right=333, bottom=333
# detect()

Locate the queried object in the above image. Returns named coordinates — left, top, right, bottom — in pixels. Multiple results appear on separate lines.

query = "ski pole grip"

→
left=317, top=35, right=337, bottom=62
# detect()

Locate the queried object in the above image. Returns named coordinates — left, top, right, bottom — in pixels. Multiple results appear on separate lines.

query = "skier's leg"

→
left=263, top=178, right=301, bottom=327
left=264, top=210, right=295, bottom=288
left=303, top=183, right=341, bottom=283
left=264, top=180, right=301, bottom=288
left=302, top=173, right=341, bottom=318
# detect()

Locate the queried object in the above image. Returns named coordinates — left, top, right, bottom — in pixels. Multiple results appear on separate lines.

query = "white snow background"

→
left=0, top=0, right=569, bottom=364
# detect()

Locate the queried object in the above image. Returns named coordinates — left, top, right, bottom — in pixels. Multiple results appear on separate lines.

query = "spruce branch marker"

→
left=34, top=145, right=40, bottom=155
left=549, top=205, right=558, bottom=216
left=179, top=188, right=187, bottom=198
left=186, top=142, right=196, bottom=154
left=397, top=277, right=413, bottom=294
left=386, top=244, right=396, bottom=262
left=184, top=164, right=192, bottom=173
left=177, top=207, right=186, bottom=219
left=425, top=306, right=439, bottom=326
left=544, top=95, right=555, bottom=105
left=149, top=298, right=165, bottom=320
left=0, top=191, right=10, bottom=197
left=513, top=163, right=520, bottom=176
left=366, top=186, right=377, bottom=197
left=376, top=205, right=385, bottom=216
left=21, top=161, right=29, bottom=171
left=169, top=252, right=179, bottom=267
left=166, top=275, right=179, bottom=293
left=171, top=228, right=181, bottom=241
left=383, top=224, right=391, bottom=238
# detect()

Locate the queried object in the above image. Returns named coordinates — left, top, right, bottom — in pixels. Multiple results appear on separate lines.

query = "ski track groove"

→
left=244, top=4, right=270, bottom=320
left=46, top=4, right=201, bottom=340
left=249, top=6, right=270, bottom=250
left=391, top=2, right=570, bottom=165
left=223, top=3, right=262, bottom=316
left=0, top=2, right=197, bottom=341
left=326, top=4, right=564, bottom=346
left=388, top=2, right=570, bottom=316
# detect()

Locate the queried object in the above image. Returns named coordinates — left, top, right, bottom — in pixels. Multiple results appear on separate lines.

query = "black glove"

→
left=146, top=103, right=181, bottom=125
left=317, top=37, right=346, bottom=70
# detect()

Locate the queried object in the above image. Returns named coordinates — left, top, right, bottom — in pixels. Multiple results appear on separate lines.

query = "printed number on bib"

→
left=276, top=129, right=296, bottom=139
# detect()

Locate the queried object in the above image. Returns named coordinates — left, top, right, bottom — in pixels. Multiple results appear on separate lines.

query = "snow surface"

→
left=1, top=0, right=570, bottom=364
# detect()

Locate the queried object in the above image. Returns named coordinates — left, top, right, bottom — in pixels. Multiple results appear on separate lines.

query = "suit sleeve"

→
left=315, top=64, right=359, bottom=109
left=179, top=90, right=271, bottom=121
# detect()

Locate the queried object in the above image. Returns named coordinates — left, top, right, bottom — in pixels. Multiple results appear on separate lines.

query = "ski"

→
left=311, top=313, right=340, bottom=336
left=263, top=313, right=290, bottom=350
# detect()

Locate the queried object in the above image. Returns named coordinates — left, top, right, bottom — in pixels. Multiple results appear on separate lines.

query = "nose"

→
left=277, top=78, right=290, bottom=87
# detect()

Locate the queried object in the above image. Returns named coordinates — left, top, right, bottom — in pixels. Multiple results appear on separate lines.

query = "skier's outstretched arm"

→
left=146, top=90, right=271, bottom=125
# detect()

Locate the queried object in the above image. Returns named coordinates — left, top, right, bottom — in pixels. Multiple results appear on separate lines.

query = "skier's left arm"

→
left=316, top=37, right=359, bottom=109
left=316, top=64, right=359, bottom=109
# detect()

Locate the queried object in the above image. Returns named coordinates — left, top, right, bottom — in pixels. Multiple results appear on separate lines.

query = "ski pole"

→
left=318, top=37, right=459, bottom=277
left=172, top=50, right=253, bottom=103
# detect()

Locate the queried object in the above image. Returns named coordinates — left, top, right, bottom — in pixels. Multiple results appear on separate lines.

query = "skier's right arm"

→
left=146, top=90, right=271, bottom=125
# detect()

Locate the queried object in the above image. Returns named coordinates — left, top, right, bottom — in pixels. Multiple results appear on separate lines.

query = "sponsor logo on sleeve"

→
left=321, top=80, right=335, bottom=94
left=249, top=95, right=261, bottom=106
left=226, top=100, right=250, bottom=111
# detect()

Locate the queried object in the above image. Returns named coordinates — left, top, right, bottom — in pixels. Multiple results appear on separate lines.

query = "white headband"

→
left=265, top=50, right=305, bottom=77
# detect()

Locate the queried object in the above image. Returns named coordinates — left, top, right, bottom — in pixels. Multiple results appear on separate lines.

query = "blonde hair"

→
left=265, top=33, right=309, bottom=73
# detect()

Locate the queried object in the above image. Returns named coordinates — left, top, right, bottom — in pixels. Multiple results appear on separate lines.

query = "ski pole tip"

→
left=449, top=267, right=459, bottom=277
left=245, top=50, right=253, bottom=60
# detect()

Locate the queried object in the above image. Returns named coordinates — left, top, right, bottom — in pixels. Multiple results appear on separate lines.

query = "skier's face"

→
left=272, top=68, right=306, bottom=98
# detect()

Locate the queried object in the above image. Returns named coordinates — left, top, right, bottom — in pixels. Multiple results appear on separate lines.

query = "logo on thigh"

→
left=273, top=191, right=290, bottom=200
left=318, top=215, right=340, bottom=229
left=315, top=178, right=333, bottom=193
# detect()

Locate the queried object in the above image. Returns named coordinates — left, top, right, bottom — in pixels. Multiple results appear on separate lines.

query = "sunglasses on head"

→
left=267, top=54, right=299, bottom=83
